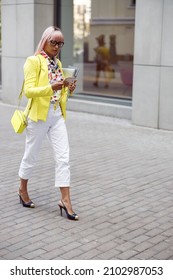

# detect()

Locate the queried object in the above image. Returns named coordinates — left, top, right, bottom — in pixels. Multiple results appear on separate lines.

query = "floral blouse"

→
left=40, top=50, right=64, bottom=104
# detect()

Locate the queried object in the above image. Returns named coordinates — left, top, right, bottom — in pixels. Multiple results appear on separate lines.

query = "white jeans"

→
left=18, top=104, right=70, bottom=187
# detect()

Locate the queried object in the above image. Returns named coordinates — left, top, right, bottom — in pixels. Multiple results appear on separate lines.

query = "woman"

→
left=18, top=26, right=78, bottom=220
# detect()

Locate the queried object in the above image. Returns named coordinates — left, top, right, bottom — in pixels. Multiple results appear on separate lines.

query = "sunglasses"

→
left=49, top=40, right=64, bottom=48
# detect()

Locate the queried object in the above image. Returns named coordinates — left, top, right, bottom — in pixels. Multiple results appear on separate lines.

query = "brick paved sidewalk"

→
left=0, top=102, right=173, bottom=260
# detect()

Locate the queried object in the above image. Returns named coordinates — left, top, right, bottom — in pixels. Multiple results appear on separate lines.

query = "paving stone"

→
left=97, top=249, right=121, bottom=260
left=71, top=249, right=102, bottom=260
left=118, top=250, right=139, bottom=260
left=97, top=241, right=117, bottom=252
left=60, top=248, right=84, bottom=260
left=134, top=241, right=154, bottom=252
left=153, top=249, right=173, bottom=260
left=39, top=248, right=65, bottom=260
left=23, top=249, right=47, bottom=260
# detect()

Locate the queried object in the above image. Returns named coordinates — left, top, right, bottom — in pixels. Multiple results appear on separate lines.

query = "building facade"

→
left=1, top=0, right=173, bottom=130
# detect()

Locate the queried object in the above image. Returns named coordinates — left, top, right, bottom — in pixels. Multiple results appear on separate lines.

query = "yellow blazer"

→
left=24, top=54, right=68, bottom=122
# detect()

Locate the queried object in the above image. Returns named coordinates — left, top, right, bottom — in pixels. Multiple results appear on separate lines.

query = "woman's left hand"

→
left=68, top=81, right=76, bottom=94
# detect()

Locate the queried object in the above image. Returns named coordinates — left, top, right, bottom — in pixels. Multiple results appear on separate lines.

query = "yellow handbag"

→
left=11, top=81, right=31, bottom=134
left=11, top=109, right=28, bottom=134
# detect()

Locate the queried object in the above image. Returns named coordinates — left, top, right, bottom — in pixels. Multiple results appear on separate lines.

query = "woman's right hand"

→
left=51, top=81, right=64, bottom=91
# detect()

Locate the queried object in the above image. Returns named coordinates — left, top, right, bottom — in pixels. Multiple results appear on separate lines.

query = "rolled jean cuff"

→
left=55, top=183, right=70, bottom=188
left=18, top=170, right=32, bottom=180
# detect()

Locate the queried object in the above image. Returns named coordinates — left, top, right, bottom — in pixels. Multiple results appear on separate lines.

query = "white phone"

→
left=62, top=67, right=79, bottom=79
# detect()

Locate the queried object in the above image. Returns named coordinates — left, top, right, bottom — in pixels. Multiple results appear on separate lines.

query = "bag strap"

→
left=18, top=81, right=25, bottom=103
left=18, top=55, right=42, bottom=112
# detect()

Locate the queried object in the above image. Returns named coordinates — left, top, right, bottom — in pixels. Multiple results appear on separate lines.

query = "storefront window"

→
left=74, top=0, right=135, bottom=100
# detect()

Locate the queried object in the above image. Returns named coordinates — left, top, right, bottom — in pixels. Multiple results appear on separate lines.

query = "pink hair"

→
left=35, top=26, right=62, bottom=55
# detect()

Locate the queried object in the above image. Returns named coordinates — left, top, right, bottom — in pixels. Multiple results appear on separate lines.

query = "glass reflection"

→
left=74, top=0, right=135, bottom=100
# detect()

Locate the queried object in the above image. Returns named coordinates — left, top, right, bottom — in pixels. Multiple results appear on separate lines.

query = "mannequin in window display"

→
left=93, top=35, right=110, bottom=88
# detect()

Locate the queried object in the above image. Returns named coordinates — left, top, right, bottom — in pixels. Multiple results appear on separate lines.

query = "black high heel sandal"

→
left=18, top=192, right=35, bottom=208
left=58, top=200, right=78, bottom=220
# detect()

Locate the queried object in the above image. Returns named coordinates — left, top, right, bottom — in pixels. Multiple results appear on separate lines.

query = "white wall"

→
left=132, top=0, right=173, bottom=130
left=159, top=0, right=173, bottom=130
left=60, top=0, right=74, bottom=67
left=1, top=0, right=54, bottom=105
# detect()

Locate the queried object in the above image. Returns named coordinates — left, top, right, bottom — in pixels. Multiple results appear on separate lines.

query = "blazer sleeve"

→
left=57, top=59, right=68, bottom=97
left=23, top=56, right=53, bottom=98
